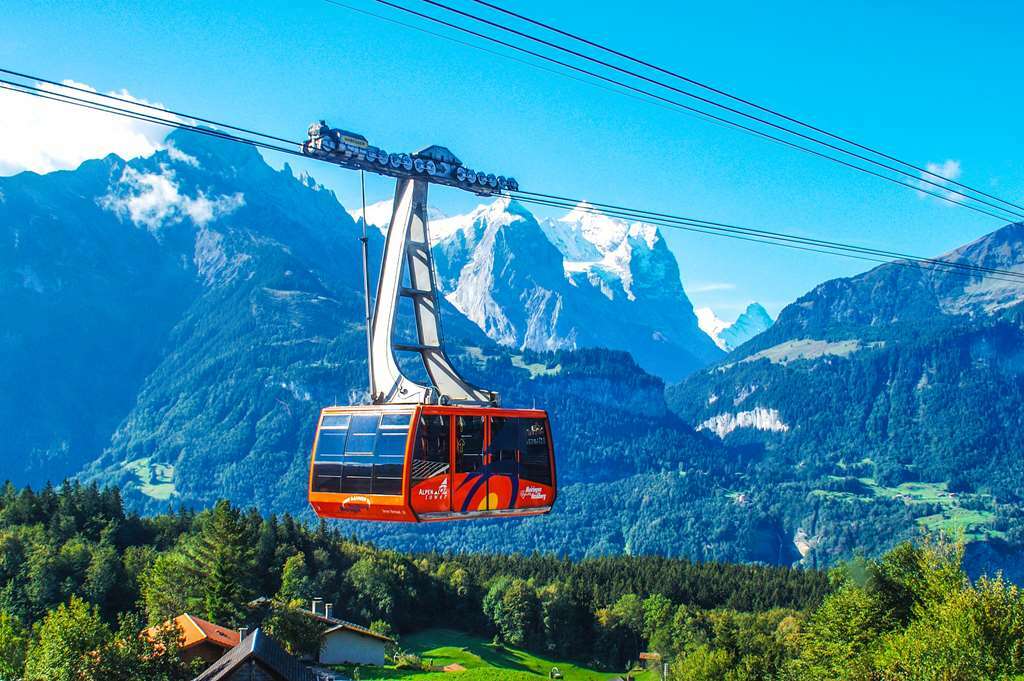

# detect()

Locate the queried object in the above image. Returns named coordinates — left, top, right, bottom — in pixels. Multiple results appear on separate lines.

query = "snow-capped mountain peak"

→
left=547, top=201, right=660, bottom=260
left=352, top=194, right=724, bottom=380
left=697, top=303, right=774, bottom=351
left=696, top=308, right=730, bottom=349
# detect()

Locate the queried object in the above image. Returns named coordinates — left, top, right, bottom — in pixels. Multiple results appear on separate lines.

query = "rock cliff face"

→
left=361, top=197, right=724, bottom=382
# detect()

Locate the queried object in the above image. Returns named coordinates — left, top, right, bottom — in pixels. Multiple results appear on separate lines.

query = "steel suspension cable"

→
left=509, top=189, right=1023, bottom=280
left=466, top=0, right=1024, bottom=216
left=408, top=0, right=1024, bottom=221
left=356, top=0, right=1017, bottom=223
left=507, top=194, right=1024, bottom=284
left=5, top=71, right=1022, bottom=283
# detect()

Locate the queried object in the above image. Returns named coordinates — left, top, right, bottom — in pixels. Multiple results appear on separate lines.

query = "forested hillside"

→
left=668, top=224, right=1024, bottom=572
left=3, top=482, right=1024, bottom=680
left=5, top=128, right=1024, bottom=573
left=0, top=129, right=794, bottom=565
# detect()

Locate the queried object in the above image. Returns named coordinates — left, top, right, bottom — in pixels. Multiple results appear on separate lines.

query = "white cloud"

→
left=919, top=159, right=963, bottom=203
left=0, top=80, right=177, bottom=176
left=166, top=142, right=200, bottom=167
left=687, top=281, right=737, bottom=293
left=100, top=165, right=244, bottom=231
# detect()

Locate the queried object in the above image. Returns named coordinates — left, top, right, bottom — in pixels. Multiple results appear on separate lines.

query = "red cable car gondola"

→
left=308, top=405, right=555, bottom=521
left=304, top=131, right=556, bottom=522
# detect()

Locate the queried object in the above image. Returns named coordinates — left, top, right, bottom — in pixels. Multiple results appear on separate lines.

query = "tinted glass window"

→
left=381, top=413, right=412, bottom=428
left=456, top=415, right=484, bottom=473
left=519, top=418, right=552, bottom=485
left=342, top=463, right=373, bottom=493
left=314, top=430, right=348, bottom=459
left=345, top=414, right=379, bottom=455
left=375, top=432, right=408, bottom=457
left=413, top=415, right=450, bottom=482
left=490, top=417, right=519, bottom=463
left=321, top=414, right=351, bottom=428
left=311, top=411, right=412, bottom=496
left=373, top=463, right=404, bottom=495
left=312, top=462, right=342, bottom=493
left=350, top=415, right=380, bottom=434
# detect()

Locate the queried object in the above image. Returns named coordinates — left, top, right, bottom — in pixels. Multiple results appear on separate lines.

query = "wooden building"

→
left=194, top=628, right=316, bottom=681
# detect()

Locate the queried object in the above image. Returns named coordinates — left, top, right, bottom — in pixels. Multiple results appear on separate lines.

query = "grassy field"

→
left=334, top=629, right=658, bottom=681
left=811, top=477, right=1001, bottom=541
left=124, top=457, right=177, bottom=500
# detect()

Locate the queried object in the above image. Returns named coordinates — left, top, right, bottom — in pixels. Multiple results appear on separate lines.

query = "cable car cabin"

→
left=308, top=405, right=556, bottom=522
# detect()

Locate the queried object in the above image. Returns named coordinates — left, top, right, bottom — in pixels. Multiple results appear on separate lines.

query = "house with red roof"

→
left=147, top=613, right=241, bottom=669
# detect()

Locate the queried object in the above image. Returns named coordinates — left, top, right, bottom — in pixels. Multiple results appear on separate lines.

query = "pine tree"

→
left=183, top=501, right=257, bottom=627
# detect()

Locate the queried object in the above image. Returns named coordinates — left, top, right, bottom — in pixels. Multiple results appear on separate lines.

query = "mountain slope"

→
left=668, top=224, right=1024, bottom=566
left=3, top=131, right=779, bottom=562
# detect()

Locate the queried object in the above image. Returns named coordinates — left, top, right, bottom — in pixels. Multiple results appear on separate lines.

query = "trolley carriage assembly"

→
left=303, top=121, right=555, bottom=522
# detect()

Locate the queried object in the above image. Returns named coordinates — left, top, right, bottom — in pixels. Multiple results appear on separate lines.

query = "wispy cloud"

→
left=687, top=281, right=737, bottom=293
left=100, top=165, right=244, bottom=232
left=0, top=79, right=174, bottom=176
left=918, top=159, right=963, bottom=204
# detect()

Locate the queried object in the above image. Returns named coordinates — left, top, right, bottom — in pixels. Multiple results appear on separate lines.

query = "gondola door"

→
left=453, top=414, right=489, bottom=513
left=487, top=415, right=522, bottom=511
left=410, top=413, right=452, bottom=517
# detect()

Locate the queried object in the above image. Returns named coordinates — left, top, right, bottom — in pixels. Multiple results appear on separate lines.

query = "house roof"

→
left=322, top=619, right=394, bottom=643
left=147, top=614, right=240, bottom=651
left=194, top=628, right=317, bottom=681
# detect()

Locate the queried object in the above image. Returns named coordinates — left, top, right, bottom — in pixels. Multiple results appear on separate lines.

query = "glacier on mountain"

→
left=358, top=195, right=723, bottom=381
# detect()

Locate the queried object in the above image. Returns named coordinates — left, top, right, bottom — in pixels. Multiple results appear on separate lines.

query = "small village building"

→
left=318, top=619, right=393, bottom=666
left=194, top=628, right=317, bottom=681
left=300, top=598, right=395, bottom=666
left=147, top=614, right=240, bottom=669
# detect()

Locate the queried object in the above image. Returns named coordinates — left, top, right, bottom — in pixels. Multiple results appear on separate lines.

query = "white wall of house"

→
left=319, top=629, right=387, bottom=666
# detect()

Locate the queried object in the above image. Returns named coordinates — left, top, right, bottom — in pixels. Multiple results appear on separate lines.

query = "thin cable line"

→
left=4, top=74, right=1021, bottom=283
left=0, top=79, right=307, bottom=159
left=509, top=194, right=1024, bottom=284
left=467, top=0, right=1024, bottom=215
left=321, top=0, right=770, bottom=140
left=411, top=0, right=1023, bottom=220
left=510, top=189, right=1023, bottom=280
left=360, top=0, right=1016, bottom=223
left=0, top=67, right=304, bottom=148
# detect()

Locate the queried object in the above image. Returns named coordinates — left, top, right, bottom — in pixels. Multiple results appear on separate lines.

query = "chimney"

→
left=311, top=598, right=323, bottom=616
left=238, top=627, right=248, bottom=642
left=325, top=603, right=334, bottom=621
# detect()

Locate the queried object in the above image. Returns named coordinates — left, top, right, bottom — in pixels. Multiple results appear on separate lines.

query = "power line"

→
left=511, top=189, right=1023, bottom=280
left=466, top=0, right=1024, bottom=216
left=3, top=71, right=1022, bottom=284
left=506, top=192, right=1024, bottom=284
left=0, top=67, right=303, bottom=148
left=360, top=0, right=1021, bottom=223
left=410, top=0, right=1024, bottom=221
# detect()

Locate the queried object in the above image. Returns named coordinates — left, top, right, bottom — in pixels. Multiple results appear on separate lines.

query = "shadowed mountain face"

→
left=2, top=131, right=755, bottom=562
left=668, top=224, right=1024, bottom=567
left=6, top=129, right=1024, bottom=573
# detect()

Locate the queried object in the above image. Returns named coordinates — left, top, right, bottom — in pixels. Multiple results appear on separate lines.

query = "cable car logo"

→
left=520, top=485, right=547, bottom=501
left=341, top=495, right=371, bottom=510
left=417, top=477, right=449, bottom=500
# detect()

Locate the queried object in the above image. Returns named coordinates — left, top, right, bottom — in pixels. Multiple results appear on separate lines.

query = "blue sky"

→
left=2, top=0, right=1022, bottom=319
